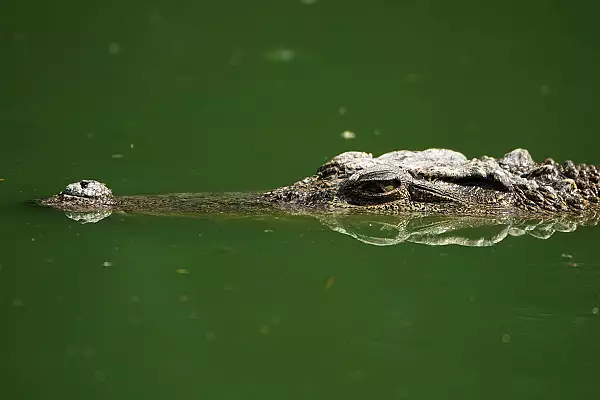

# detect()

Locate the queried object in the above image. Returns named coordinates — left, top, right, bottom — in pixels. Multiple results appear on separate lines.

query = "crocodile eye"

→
left=340, top=168, right=410, bottom=205
left=356, top=179, right=402, bottom=195
left=80, top=181, right=89, bottom=189
left=346, top=179, right=407, bottom=205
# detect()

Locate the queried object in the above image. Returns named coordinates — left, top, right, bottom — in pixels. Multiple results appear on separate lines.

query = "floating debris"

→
left=11, top=31, right=26, bottom=42
left=338, top=106, right=347, bottom=115
left=130, top=143, right=135, bottom=149
left=324, top=275, right=337, bottom=291
left=501, top=333, right=511, bottom=343
left=404, top=73, right=419, bottom=83
left=229, top=48, right=245, bottom=66
left=65, top=346, right=77, bottom=357
left=350, top=369, right=366, bottom=381
left=147, top=9, right=163, bottom=24
left=111, top=154, right=124, bottom=159
left=205, top=331, right=216, bottom=341
left=560, top=253, right=573, bottom=259
left=341, top=130, right=356, bottom=140
left=102, top=261, right=113, bottom=267
left=300, top=0, right=319, bottom=4
left=264, top=229, right=274, bottom=233
left=83, top=348, right=95, bottom=358
left=12, top=298, right=24, bottom=307
left=175, top=268, right=190, bottom=274
left=259, top=325, right=271, bottom=335
left=264, top=47, right=296, bottom=62
left=108, top=42, right=121, bottom=55
left=93, top=369, right=107, bottom=383
left=0, top=178, right=4, bottom=182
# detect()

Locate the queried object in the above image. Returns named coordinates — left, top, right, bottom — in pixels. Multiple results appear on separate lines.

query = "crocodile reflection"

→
left=52, top=208, right=596, bottom=247
left=317, top=214, right=595, bottom=246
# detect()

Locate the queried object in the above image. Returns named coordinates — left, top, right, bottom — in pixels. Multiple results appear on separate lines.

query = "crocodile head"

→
left=38, top=180, right=116, bottom=212
left=262, top=149, right=524, bottom=214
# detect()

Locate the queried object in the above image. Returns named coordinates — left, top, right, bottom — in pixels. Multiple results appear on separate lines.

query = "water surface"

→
left=2, top=0, right=600, bottom=399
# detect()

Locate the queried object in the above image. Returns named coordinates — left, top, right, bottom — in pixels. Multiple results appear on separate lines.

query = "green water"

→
left=2, top=0, right=600, bottom=398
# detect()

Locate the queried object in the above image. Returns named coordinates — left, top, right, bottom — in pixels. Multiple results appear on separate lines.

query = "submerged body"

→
left=38, top=148, right=600, bottom=218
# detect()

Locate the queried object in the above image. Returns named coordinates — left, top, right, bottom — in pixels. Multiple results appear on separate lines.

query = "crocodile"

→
left=34, top=148, right=600, bottom=246
left=38, top=148, right=600, bottom=219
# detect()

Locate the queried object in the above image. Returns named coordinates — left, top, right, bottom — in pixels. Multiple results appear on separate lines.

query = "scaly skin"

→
left=37, top=148, right=600, bottom=218
left=262, top=148, right=600, bottom=215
